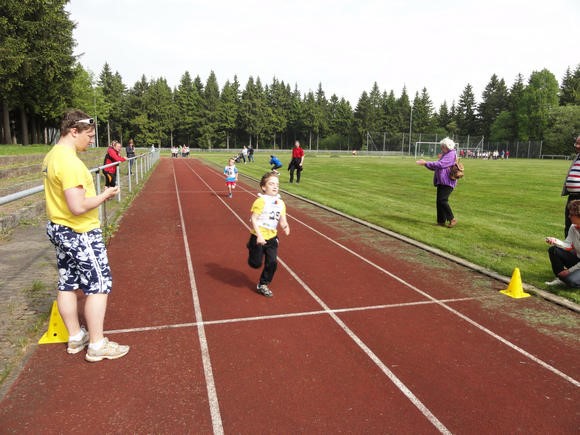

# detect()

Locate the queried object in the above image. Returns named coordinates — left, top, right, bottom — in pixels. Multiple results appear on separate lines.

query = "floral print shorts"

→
left=46, top=222, right=112, bottom=295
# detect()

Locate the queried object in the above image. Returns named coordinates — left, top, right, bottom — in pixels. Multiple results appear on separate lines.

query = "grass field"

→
left=194, top=150, right=579, bottom=304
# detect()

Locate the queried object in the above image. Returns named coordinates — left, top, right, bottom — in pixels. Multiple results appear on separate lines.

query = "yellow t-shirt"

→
left=42, top=145, right=100, bottom=233
left=250, top=194, right=286, bottom=240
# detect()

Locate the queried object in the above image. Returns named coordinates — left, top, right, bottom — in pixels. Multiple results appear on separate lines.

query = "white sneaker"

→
left=544, top=277, right=564, bottom=286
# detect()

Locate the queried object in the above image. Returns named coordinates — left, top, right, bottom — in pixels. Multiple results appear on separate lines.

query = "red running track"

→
left=0, top=157, right=578, bottom=433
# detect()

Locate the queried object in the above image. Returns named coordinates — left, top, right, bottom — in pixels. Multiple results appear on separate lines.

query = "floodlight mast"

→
left=408, top=106, right=413, bottom=156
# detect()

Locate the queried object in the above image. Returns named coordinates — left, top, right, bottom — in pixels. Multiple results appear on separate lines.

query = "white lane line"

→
left=106, top=296, right=493, bottom=334
left=172, top=163, right=224, bottom=435
left=182, top=161, right=451, bottom=434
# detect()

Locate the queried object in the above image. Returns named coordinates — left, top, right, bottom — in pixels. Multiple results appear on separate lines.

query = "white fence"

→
left=0, top=149, right=160, bottom=226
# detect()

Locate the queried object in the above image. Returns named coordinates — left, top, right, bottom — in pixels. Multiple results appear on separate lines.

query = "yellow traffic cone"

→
left=500, top=267, right=531, bottom=299
left=38, top=301, right=69, bottom=344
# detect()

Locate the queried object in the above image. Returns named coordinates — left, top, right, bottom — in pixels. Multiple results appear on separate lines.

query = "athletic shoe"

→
left=85, top=338, right=130, bottom=362
left=544, top=277, right=564, bottom=286
left=257, top=284, right=273, bottom=297
left=228, top=193, right=232, bottom=198
left=67, top=327, right=89, bottom=354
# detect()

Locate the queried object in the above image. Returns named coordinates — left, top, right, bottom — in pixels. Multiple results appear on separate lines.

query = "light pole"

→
left=93, top=87, right=99, bottom=147
left=408, top=106, right=413, bottom=156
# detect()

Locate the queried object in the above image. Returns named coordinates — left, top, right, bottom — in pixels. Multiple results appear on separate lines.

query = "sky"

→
left=66, top=0, right=579, bottom=108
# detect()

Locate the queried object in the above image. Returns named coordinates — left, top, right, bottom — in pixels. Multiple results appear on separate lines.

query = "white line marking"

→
left=172, top=162, right=224, bottom=435
left=106, top=296, right=492, bottom=334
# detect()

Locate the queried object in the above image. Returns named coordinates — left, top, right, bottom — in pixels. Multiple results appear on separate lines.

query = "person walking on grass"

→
left=224, top=157, right=238, bottom=198
left=416, top=137, right=458, bottom=228
left=247, top=172, right=291, bottom=297
left=42, top=109, right=130, bottom=362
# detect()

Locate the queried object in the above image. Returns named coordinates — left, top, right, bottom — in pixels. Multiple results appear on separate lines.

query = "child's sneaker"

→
left=228, top=193, right=232, bottom=198
left=85, top=338, right=130, bottom=362
left=67, top=327, right=89, bottom=354
left=256, top=284, right=273, bottom=297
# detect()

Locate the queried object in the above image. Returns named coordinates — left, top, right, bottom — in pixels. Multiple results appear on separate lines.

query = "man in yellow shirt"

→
left=43, top=109, right=129, bottom=362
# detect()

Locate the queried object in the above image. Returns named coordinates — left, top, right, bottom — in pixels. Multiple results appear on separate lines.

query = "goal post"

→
left=414, top=142, right=441, bottom=158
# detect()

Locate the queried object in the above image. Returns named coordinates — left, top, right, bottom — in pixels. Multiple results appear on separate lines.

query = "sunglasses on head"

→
left=76, top=118, right=94, bottom=125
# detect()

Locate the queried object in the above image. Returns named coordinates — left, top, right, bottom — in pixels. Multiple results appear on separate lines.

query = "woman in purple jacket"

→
left=416, top=137, right=458, bottom=228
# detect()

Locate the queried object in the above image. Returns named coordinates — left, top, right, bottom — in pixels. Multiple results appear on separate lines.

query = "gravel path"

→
left=0, top=219, right=57, bottom=386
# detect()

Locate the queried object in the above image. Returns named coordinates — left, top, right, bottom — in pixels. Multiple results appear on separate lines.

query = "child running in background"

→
left=224, top=157, right=238, bottom=198
left=247, top=172, right=290, bottom=297
left=269, top=155, right=283, bottom=174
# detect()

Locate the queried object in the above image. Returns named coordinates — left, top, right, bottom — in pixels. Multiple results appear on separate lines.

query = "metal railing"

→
left=0, top=149, right=160, bottom=223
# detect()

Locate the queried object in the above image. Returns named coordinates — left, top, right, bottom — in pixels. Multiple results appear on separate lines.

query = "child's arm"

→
left=250, top=213, right=267, bottom=245
left=279, top=214, right=290, bottom=236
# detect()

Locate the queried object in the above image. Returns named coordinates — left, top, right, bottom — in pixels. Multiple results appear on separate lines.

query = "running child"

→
left=224, top=157, right=238, bottom=198
left=269, top=155, right=283, bottom=174
left=247, top=172, right=290, bottom=297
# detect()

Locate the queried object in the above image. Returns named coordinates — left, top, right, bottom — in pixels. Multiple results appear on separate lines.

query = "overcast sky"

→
left=66, top=0, right=579, bottom=108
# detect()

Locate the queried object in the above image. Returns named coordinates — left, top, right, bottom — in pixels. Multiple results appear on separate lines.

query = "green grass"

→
left=0, top=145, right=53, bottom=155
left=195, top=151, right=579, bottom=304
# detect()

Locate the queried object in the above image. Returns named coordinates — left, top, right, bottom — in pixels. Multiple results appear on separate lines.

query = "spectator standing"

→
left=561, top=136, right=580, bottom=236
left=42, top=109, right=130, bottom=362
left=126, top=138, right=136, bottom=173
left=288, top=140, right=305, bottom=183
left=241, top=145, right=248, bottom=164
left=103, top=140, right=126, bottom=187
left=416, top=137, right=458, bottom=228
left=247, top=145, right=255, bottom=162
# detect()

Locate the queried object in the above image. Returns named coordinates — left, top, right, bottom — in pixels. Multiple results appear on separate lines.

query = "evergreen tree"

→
left=478, top=74, right=509, bottom=140
left=199, top=71, right=220, bottom=148
left=395, top=86, right=411, bottom=134
left=508, top=73, right=528, bottom=141
left=354, top=91, right=371, bottom=148
left=455, top=84, right=478, bottom=136
left=412, top=88, right=435, bottom=133
left=217, top=77, right=240, bottom=149
left=380, top=90, right=398, bottom=133
left=174, top=71, right=196, bottom=145
left=559, top=64, right=580, bottom=106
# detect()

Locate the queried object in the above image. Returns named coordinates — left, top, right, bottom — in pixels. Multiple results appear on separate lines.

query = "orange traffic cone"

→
left=38, top=301, right=69, bottom=344
left=500, top=267, right=531, bottom=299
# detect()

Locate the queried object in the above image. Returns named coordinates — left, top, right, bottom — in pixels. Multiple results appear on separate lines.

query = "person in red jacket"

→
left=103, top=140, right=126, bottom=187
left=288, top=140, right=305, bottom=183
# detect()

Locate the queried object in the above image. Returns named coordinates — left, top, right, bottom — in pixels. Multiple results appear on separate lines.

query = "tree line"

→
left=1, top=1, right=579, bottom=153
